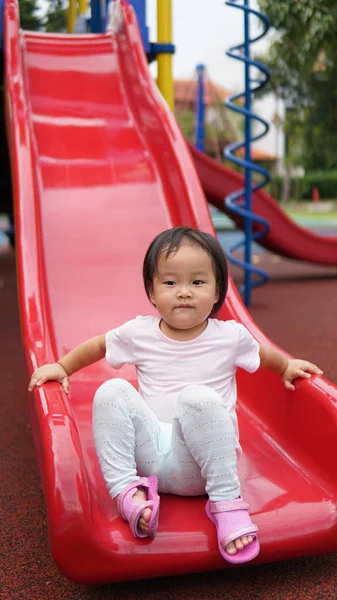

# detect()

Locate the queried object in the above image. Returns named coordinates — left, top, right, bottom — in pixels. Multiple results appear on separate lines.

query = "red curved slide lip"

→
left=4, top=0, right=337, bottom=584
left=190, top=144, right=337, bottom=266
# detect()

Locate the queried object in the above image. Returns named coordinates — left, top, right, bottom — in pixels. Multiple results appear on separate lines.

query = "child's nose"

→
left=177, top=286, right=192, bottom=297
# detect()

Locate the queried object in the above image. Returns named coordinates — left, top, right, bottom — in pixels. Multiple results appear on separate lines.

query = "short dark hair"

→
left=143, top=226, right=228, bottom=317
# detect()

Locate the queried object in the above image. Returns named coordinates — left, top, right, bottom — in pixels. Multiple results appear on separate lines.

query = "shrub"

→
left=268, top=171, right=337, bottom=201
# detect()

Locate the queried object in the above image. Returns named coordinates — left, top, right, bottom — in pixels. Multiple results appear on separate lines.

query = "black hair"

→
left=142, top=226, right=228, bottom=317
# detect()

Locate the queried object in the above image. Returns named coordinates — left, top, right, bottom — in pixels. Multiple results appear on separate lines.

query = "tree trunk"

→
left=282, top=166, right=291, bottom=203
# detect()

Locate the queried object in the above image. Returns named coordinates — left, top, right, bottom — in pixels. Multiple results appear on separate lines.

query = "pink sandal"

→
left=116, top=476, right=160, bottom=539
left=205, top=498, right=259, bottom=564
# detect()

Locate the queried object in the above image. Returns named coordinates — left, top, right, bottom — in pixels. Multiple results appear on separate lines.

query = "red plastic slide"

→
left=4, top=0, right=337, bottom=584
left=189, top=145, right=337, bottom=265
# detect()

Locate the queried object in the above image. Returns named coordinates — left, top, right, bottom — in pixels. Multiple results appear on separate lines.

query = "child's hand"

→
left=28, top=363, right=70, bottom=394
left=282, top=359, right=323, bottom=391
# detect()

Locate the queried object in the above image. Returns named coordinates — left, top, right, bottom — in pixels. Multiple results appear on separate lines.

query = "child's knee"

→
left=176, top=384, right=224, bottom=415
left=93, top=378, right=135, bottom=408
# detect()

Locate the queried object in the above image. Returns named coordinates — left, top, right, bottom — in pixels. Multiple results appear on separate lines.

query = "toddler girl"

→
left=29, top=226, right=322, bottom=564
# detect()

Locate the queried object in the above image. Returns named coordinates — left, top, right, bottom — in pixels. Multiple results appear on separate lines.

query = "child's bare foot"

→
left=130, top=488, right=152, bottom=535
left=225, top=535, right=255, bottom=555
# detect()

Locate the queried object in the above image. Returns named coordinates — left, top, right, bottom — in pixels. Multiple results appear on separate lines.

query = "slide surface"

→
left=5, top=0, right=337, bottom=584
left=190, top=145, right=337, bottom=265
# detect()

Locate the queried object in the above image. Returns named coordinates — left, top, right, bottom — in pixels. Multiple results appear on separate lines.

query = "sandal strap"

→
left=208, top=499, right=250, bottom=514
left=125, top=499, right=154, bottom=538
left=205, top=498, right=260, bottom=563
left=117, top=476, right=159, bottom=538
left=120, top=477, right=150, bottom=497
left=222, top=524, right=258, bottom=547
left=116, top=478, right=150, bottom=516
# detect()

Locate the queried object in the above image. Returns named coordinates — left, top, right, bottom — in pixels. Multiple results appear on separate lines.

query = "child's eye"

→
left=193, top=280, right=204, bottom=285
left=164, top=281, right=176, bottom=286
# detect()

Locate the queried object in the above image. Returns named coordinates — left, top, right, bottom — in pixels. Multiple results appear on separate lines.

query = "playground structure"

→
left=3, top=0, right=337, bottom=585
left=190, top=144, right=337, bottom=265
left=191, top=8, right=337, bottom=280
left=223, top=0, right=271, bottom=305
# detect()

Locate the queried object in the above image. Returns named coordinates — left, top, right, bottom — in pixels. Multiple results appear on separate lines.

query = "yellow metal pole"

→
left=67, top=0, right=77, bottom=32
left=157, top=0, right=174, bottom=111
left=79, top=0, right=87, bottom=15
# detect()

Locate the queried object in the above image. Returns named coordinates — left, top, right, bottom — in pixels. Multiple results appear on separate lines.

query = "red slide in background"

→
left=4, top=0, right=337, bottom=584
left=189, top=145, right=337, bottom=266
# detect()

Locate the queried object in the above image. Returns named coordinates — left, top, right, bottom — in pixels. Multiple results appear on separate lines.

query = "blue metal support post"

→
left=195, top=64, right=205, bottom=152
left=91, top=0, right=103, bottom=32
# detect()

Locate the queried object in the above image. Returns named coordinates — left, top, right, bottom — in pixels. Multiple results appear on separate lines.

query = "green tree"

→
left=18, top=0, right=42, bottom=30
left=300, top=64, right=337, bottom=170
left=258, top=0, right=337, bottom=75
left=43, top=0, right=67, bottom=33
left=176, top=104, right=241, bottom=163
left=257, top=0, right=337, bottom=171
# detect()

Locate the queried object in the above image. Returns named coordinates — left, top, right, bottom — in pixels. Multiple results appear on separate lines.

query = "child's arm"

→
left=259, top=345, right=323, bottom=391
left=28, top=334, right=106, bottom=394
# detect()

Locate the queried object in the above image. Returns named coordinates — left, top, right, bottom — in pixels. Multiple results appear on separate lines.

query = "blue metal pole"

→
left=195, top=64, right=205, bottom=152
left=91, top=0, right=102, bottom=33
left=243, top=0, right=252, bottom=306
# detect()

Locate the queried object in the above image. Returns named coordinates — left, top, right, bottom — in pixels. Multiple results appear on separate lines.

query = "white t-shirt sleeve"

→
left=234, top=322, right=260, bottom=373
left=105, top=319, right=136, bottom=369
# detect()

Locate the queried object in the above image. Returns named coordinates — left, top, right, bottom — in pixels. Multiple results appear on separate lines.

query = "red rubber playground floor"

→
left=1, top=247, right=337, bottom=600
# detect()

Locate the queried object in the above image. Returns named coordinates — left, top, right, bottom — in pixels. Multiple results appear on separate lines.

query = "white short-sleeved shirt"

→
left=105, top=316, right=260, bottom=442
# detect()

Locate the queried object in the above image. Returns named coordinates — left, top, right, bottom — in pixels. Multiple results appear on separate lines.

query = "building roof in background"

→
left=253, top=148, right=276, bottom=161
left=236, top=147, right=277, bottom=162
left=175, top=79, right=232, bottom=106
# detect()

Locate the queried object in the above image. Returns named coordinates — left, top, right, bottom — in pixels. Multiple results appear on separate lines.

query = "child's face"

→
left=149, top=242, right=219, bottom=331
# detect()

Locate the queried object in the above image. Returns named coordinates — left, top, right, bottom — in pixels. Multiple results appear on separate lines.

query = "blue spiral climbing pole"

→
left=224, top=0, right=271, bottom=307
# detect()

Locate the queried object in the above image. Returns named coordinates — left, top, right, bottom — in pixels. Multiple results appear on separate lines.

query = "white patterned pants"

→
left=92, top=379, right=241, bottom=501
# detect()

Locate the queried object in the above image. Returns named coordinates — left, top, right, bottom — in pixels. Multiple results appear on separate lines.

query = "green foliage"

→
left=258, top=0, right=337, bottom=73
left=43, top=0, right=67, bottom=33
left=257, top=0, right=337, bottom=171
left=18, top=0, right=42, bottom=30
left=17, top=0, right=67, bottom=32
left=176, top=110, right=195, bottom=142
left=175, top=106, right=237, bottom=160
left=269, top=171, right=337, bottom=202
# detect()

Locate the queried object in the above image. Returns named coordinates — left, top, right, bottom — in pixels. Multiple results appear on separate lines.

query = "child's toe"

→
left=225, top=541, right=237, bottom=555
left=234, top=537, right=244, bottom=551
left=241, top=535, right=250, bottom=546
left=142, top=507, right=152, bottom=523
